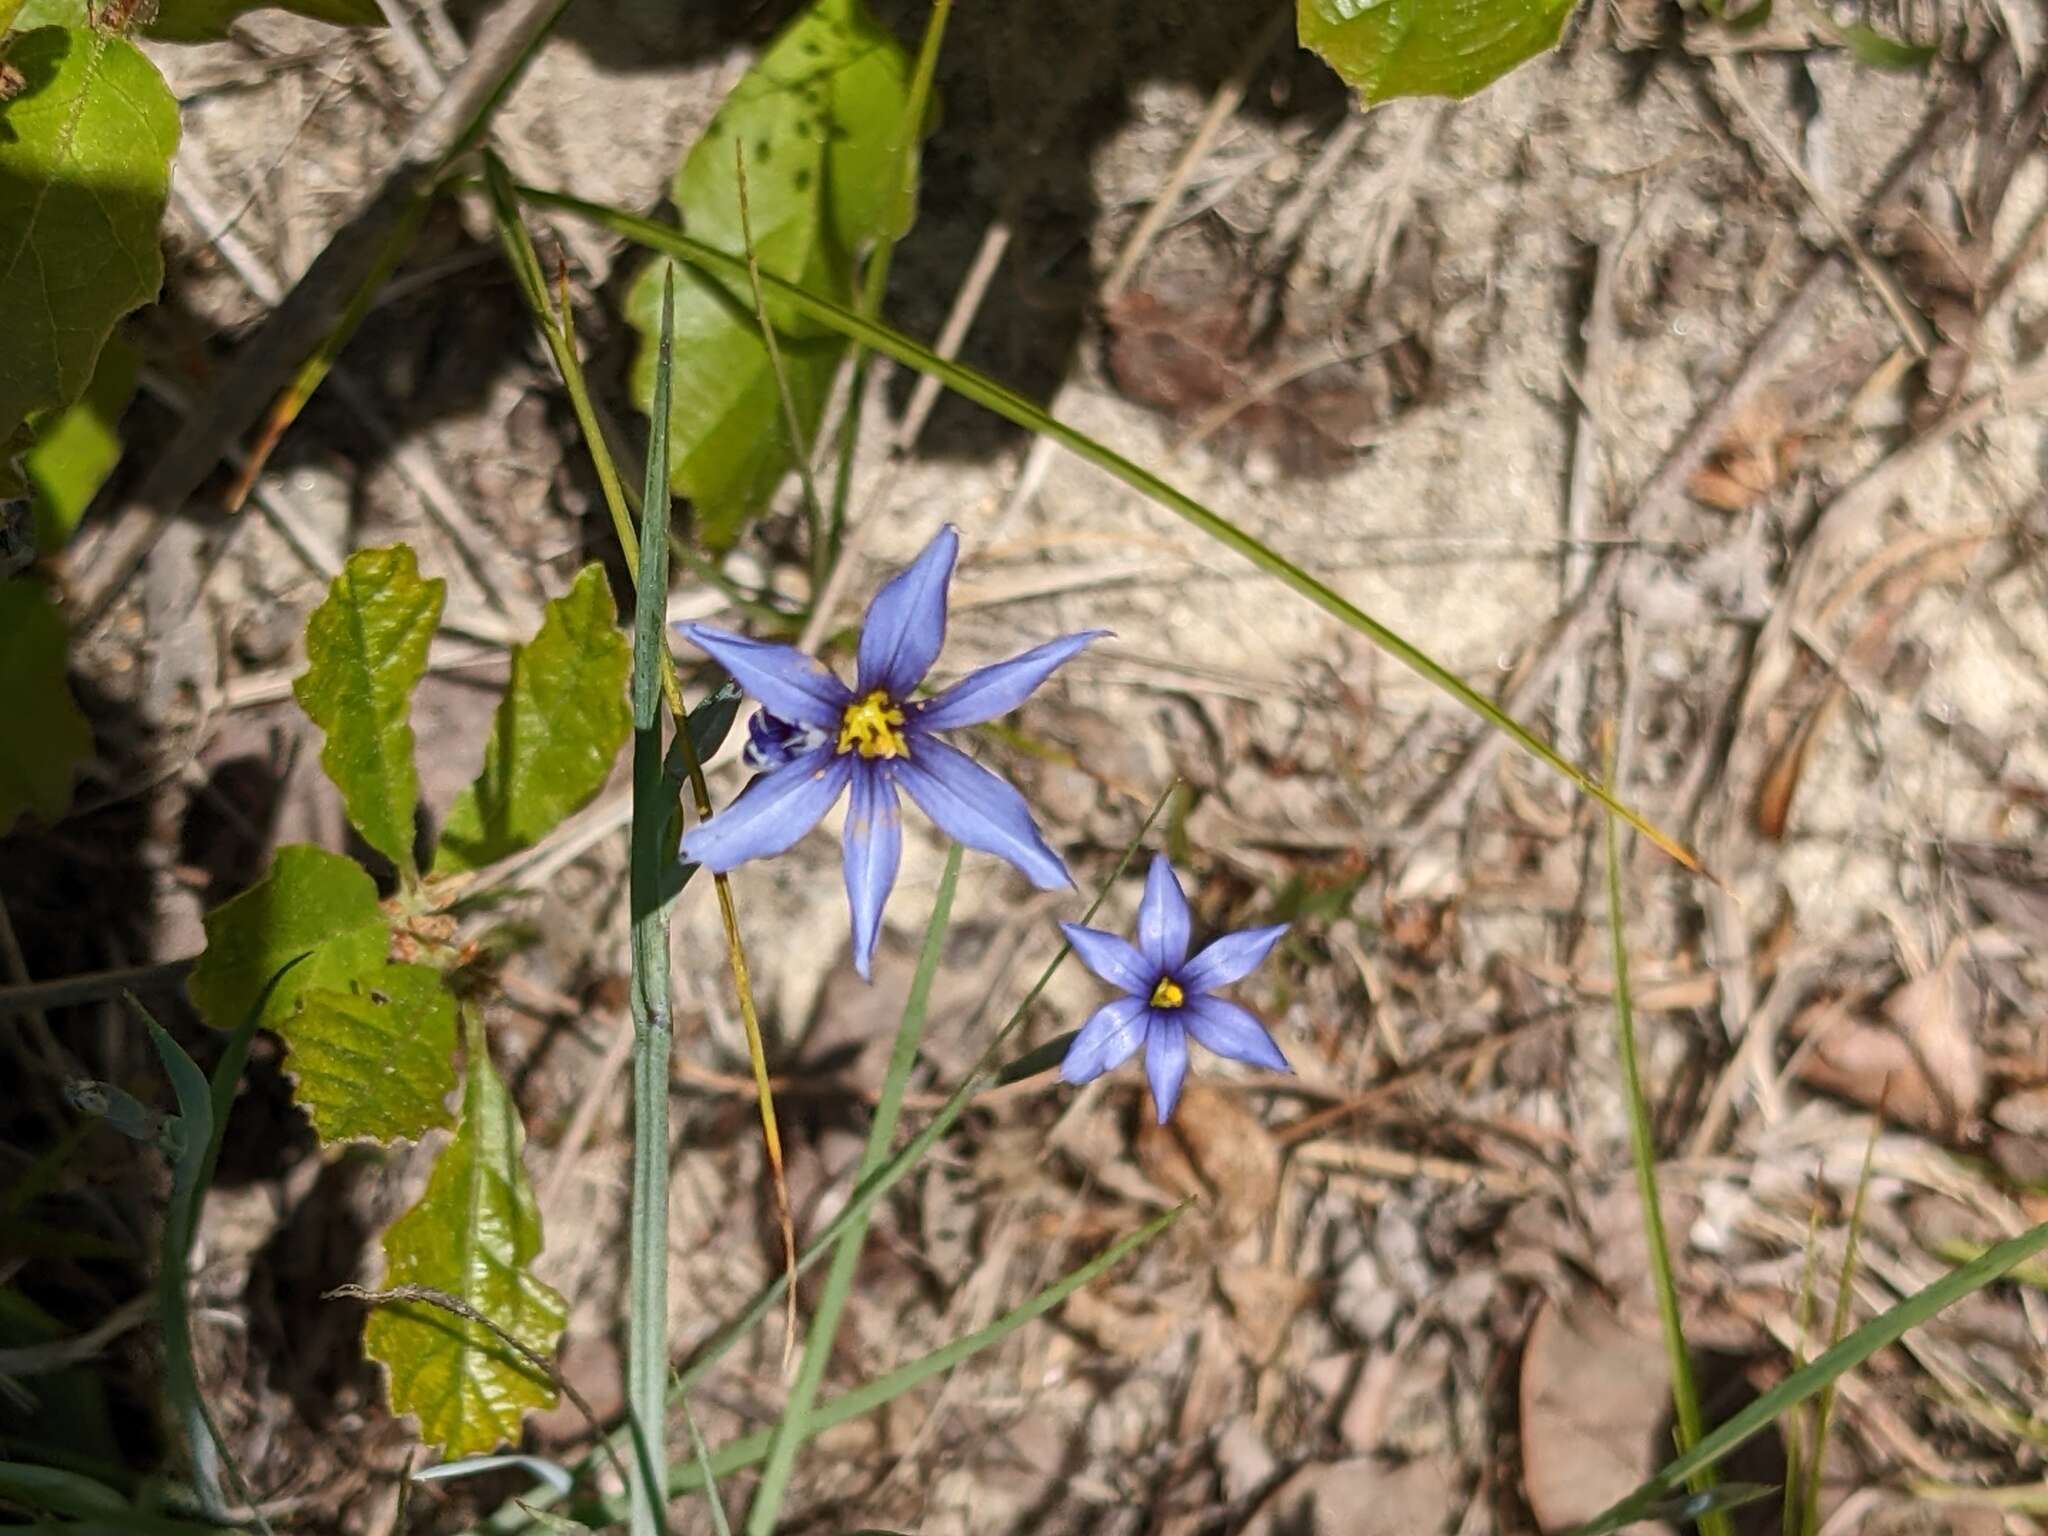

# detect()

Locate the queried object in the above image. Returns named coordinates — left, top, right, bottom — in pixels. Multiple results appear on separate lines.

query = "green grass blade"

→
left=513, top=180, right=1702, bottom=875
left=625, top=269, right=678, bottom=1536
left=1569, top=1217, right=2048, bottom=1536
left=1602, top=792, right=1722, bottom=1535
left=741, top=844, right=963, bottom=1536
left=678, top=1398, right=731, bottom=1536
left=1803, top=1115, right=1881, bottom=1536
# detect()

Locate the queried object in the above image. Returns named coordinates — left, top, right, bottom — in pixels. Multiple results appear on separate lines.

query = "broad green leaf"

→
left=10, top=0, right=385, bottom=39
left=1299, top=0, right=1575, bottom=103
left=284, top=963, right=458, bottom=1144
left=0, top=24, right=177, bottom=449
left=624, top=0, right=914, bottom=546
left=24, top=329, right=136, bottom=553
left=1837, top=22, right=1935, bottom=69
left=293, top=544, right=444, bottom=876
left=0, top=574, right=90, bottom=832
left=364, top=1047, right=566, bottom=1457
left=430, top=564, right=631, bottom=875
left=0, top=0, right=25, bottom=36
left=186, top=845, right=391, bottom=1033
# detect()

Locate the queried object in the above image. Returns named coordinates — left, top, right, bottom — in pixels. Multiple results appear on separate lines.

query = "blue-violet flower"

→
left=677, top=525, right=1105, bottom=979
left=1059, top=854, right=1290, bottom=1123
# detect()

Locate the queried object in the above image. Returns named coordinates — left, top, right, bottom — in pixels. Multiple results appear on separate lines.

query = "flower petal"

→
left=895, top=734, right=1070, bottom=889
left=857, top=525, right=958, bottom=697
left=1143, top=1015, right=1189, bottom=1123
left=1179, top=923, right=1290, bottom=995
left=679, top=747, right=850, bottom=872
left=842, top=766, right=902, bottom=981
left=1136, top=853, right=1191, bottom=972
left=1181, top=995, right=1290, bottom=1074
left=1058, top=922, right=1153, bottom=995
left=914, top=630, right=1110, bottom=731
left=677, top=625, right=849, bottom=730
left=1059, top=995, right=1149, bottom=1084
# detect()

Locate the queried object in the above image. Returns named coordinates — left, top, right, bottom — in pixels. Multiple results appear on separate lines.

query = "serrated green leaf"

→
left=0, top=574, right=90, bottom=833
left=284, top=963, right=457, bottom=1144
left=0, top=25, right=178, bottom=449
left=430, top=564, right=630, bottom=875
left=293, top=545, right=444, bottom=876
left=186, top=845, right=392, bottom=1033
left=24, top=329, right=135, bottom=553
left=1836, top=22, right=1935, bottom=69
left=624, top=0, right=914, bottom=546
left=364, top=1046, right=566, bottom=1457
left=1299, top=0, right=1575, bottom=103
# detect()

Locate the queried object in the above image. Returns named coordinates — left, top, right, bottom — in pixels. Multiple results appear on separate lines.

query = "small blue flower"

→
left=678, top=525, right=1105, bottom=979
left=1059, top=855, right=1291, bottom=1123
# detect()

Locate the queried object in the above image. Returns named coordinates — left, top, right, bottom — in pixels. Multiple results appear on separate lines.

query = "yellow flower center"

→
left=837, top=690, right=910, bottom=760
left=1149, top=977, right=1184, bottom=1010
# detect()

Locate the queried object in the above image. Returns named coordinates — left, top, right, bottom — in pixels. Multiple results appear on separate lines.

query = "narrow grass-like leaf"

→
left=1569, top=1218, right=2048, bottom=1536
left=364, top=1016, right=567, bottom=1457
left=0, top=23, right=178, bottom=446
left=995, top=1029, right=1077, bottom=1086
left=622, top=0, right=913, bottom=545
left=743, top=845, right=962, bottom=1536
left=285, top=964, right=458, bottom=1145
left=624, top=270, right=677, bottom=1536
left=1802, top=1115, right=1880, bottom=1536
left=431, top=566, right=631, bottom=875
left=1603, top=794, right=1723, bottom=1536
left=679, top=1398, right=732, bottom=1536
left=0, top=1459, right=234, bottom=1534
left=294, top=545, right=444, bottom=879
left=1298, top=0, right=1575, bottom=103
left=519, top=182, right=1701, bottom=874
left=0, top=575, right=91, bottom=834
left=1836, top=22, right=1935, bottom=69
left=186, top=845, right=391, bottom=1034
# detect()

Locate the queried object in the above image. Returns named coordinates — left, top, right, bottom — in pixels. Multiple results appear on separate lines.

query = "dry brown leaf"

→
left=1216, top=1262, right=1314, bottom=1363
left=1791, top=1005, right=1950, bottom=1139
left=1241, top=1455, right=1458, bottom=1536
left=1881, top=939, right=1990, bottom=1131
left=1519, top=1294, right=1674, bottom=1536
left=1135, top=1081, right=1281, bottom=1245
left=1060, top=1285, right=1186, bottom=1360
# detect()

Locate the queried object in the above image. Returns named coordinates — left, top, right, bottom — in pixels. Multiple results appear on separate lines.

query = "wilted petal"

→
left=1058, top=921, right=1153, bottom=995
left=1180, top=923, right=1290, bottom=995
left=1135, top=854, right=1191, bottom=972
left=842, top=766, right=902, bottom=980
left=895, top=734, right=1070, bottom=890
left=678, top=625, right=849, bottom=730
left=857, top=525, right=957, bottom=697
left=914, top=630, right=1109, bottom=731
left=1182, top=995, right=1290, bottom=1074
left=1143, top=1015, right=1189, bottom=1124
left=1060, top=995, right=1149, bottom=1084
left=743, top=710, right=828, bottom=773
left=680, top=747, right=850, bottom=872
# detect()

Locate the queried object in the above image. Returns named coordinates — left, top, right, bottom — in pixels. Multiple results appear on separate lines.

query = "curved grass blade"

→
left=1568, top=1217, right=2048, bottom=1536
left=513, top=181, right=1702, bottom=875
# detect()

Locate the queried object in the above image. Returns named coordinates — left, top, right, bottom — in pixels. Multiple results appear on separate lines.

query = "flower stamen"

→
left=1149, top=977, right=1184, bottom=1010
left=837, top=690, right=910, bottom=759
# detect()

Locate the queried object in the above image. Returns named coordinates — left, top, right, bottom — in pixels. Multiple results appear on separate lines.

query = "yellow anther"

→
left=1149, top=977, right=1184, bottom=1010
left=836, top=690, right=910, bottom=760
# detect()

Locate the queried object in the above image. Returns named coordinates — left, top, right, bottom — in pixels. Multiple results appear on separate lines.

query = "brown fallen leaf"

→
left=1136, top=1081, right=1281, bottom=1246
left=1240, top=1454, right=1459, bottom=1536
left=1519, top=1294, right=1674, bottom=1536
left=1216, top=1261, right=1314, bottom=1363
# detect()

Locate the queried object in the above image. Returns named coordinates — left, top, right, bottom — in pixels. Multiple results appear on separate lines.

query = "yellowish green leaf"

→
left=24, top=330, right=136, bottom=553
left=293, top=545, right=444, bottom=877
left=1299, top=0, right=1575, bottom=103
left=624, top=0, right=914, bottom=546
left=283, top=963, right=457, bottom=1145
left=430, top=565, right=630, bottom=875
left=364, top=1047, right=566, bottom=1456
left=0, top=25, right=178, bottom=447
left=186, top=845, right=391, bottom=1033
left=0, top=574, right=90, bottom=832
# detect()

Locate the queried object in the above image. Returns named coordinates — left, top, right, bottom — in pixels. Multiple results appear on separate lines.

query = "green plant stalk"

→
left=823, top=0, right=952, bottom=583
left=1803, top=1116, right=1881, bottom=1536
left=678, top=1397, right=732, bottom=1536
left=624, top=271, right=678, bottom=1536
left=742, top=845, right=962, bottom=1536
left=1569, top=1216, right=2048, bottom=1536
left=1781, top=1196, right=1825, bottom=1536
left=482, top=149, right=802, bottom=1332
left=1602, top=802, right=1723, bottom=1536
left=480, top=785, right=1174, bottom=1535
left=513, top=181, right=1703, bottom=876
